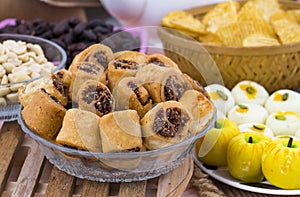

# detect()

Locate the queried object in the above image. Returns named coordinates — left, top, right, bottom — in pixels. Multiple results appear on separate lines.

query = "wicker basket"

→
left=157, top=0, right=300, bottom=93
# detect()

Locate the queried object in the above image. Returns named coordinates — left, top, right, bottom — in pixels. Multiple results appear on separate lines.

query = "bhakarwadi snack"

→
left=56, top=108, right=102, bottom=152
left=179, top=90, right=215, bottom=134
left=112, top=77, right=152, bottom=118
left=99, top=110, right=143, bottom=153
left=183, top=73, right=210, bottom=99
left=69, top=43, right=114, bottom=72
left=21, top=88, right=66, bottom=140
left=68, top=61, right=106, bottom=102
left=19, top=70, right=69, bottom=107
left=146, top=53, right=179, bottom=70
left=136, top=63, right=189, bottom=103
left=141, top=101, right=192, bottom=150
left=107, top=51, right=147, bottom=91
left=77, top=80, right=114, bottom=117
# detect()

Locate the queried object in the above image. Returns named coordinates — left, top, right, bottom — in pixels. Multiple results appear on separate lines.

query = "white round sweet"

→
left=205, top=84, right=235, bottom=114
left=216, top=110, right=226, bottom=119
left=231, top=80, right=269, bottom=106
left=227, top=103, right=268, bottom=125
left=295, top=128, right=300, bottom=139
left=266, top=111, right=300, bottom=136
left=265, top=89, right=300, bottom=114
left=238, top=122, right=274, bottom=138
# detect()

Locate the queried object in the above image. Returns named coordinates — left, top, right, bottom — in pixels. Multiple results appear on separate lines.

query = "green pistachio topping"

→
left=238, top=104, right=248, bottom=109
left=282, top=93, right=289, bottom=101
left=275, top=115, right=286, bottom=121
left=253, top=124, right=265, bottom=130
left=216, top=90, right=228, bottom=101
left=246, top=86, right=255, bottom=94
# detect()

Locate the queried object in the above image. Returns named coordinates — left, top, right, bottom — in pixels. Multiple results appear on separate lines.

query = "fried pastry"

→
left=136, top=63, right=188, bottom=103
left=68, top=61, right=106, bottom=102
left=146, top=53, right=179, bottom=70
left=179, top=90, right=215, bottom=134
left=77, top=80, right=114, bottom=117
left=112, top=77, right=152, bottom=118
left=183, top=73, right=210, bottom=99
left=69, top=43, right=114, bottom=71
left=202, top=1, right=241, bottom=33
left=56, top=108, right=102, bottom=152
left=19, top=71, right=69, bottom=107
left=21, top=88, right=66, bottom=140
left=141, top=101, right=192, bottom=150
left=107, top=51, right=147, bottom=91
left=161, top=10, right=206, bottom=35
left=56, top=69, right=72, bottom=89
left=99, top=110, right=143, bottom=153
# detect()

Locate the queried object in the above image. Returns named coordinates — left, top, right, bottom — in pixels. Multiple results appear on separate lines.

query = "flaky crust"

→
left=56, top=108, right=101, bottom=152
left=107, top=51, right=147, bottom=91
left=21, top=89, right=66, bottom=140
left=141, top=101, right=192, bottom=150
left=179, top=90, right=215, bottom=134
left=112, top=77, right=152, bottom=118
left=99, top=110, right=142, bottom=152
left=69, top=43, right=114, bottom=72
left=18, top=72, right=68, bottom=107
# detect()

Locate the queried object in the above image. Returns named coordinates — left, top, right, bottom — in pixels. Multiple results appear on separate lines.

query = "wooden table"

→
left=0, top=121, right=194, bottom=197
left=0, top=121, right=293, bottom=197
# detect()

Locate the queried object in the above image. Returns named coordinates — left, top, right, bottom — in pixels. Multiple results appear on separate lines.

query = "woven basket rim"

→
left=158, top=0, right=300, bottom=56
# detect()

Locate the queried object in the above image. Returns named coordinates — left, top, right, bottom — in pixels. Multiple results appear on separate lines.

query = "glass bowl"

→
left=0, top=34, right=67, bottom=121
left=17, top=109, right=216, bottom=182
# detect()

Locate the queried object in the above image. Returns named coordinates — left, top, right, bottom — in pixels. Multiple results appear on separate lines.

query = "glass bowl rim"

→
left=0, top=33, right=67, bottom=86
left=17, top=108, right=216, bottom=159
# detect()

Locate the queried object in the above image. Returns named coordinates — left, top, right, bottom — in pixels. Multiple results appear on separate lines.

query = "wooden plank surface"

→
left=157, top=155, right=193, bottom=197
left=44, top=167, right=76, bottom=197
left=81, top=180, right=109, bottom=197
left=0, top=121, right=24, bottom=194
left=11, top=138, right=45, bottom=197
left=0, top=121, right=194, bottom=197
left=119, top=181, right=147, bottom=197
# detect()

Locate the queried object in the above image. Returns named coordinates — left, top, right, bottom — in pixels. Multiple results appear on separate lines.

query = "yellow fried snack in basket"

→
left=202, top=1, right=240, bottom=33
left=237, top=0, right=276, bottom=38
left=252, top=0, right=282, bottom=22
left=243, top=34, right=280, bottom=47
left=213, top=0, right=279, bottom=47
left=161, top=10, right=206, bottom=35
left=216, top=21, right=275, bottom=47
left=287, top=9, right=300, bottom=24
left=270, top=10, right=300, bottom=44
left=197, top=32, right=223, bottom=46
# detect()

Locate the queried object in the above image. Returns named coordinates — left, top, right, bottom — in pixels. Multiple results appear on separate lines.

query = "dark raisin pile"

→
left=0, top=17, right=141, bottom=68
